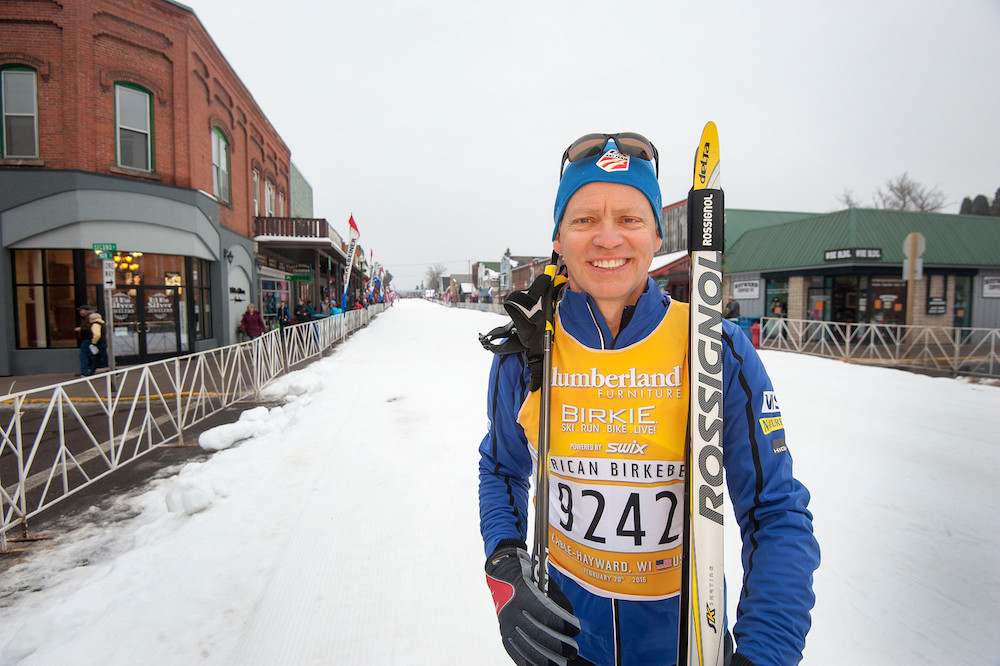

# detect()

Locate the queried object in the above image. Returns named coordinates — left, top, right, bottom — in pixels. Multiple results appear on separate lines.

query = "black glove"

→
left=486, top=545, right=580, bottom=666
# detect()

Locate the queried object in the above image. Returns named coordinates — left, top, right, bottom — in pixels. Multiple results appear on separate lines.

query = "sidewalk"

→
left=0, top=370, right=86, bottom=397
left=0, top=394, right=260, bottom=561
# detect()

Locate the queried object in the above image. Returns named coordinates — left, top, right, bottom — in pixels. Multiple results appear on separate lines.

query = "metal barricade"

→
left=758, top=317, right=999, bottom=378
left=0, top=304, right=385, bottom=550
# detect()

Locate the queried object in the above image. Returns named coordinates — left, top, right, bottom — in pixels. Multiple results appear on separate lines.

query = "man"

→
left=293, top=298, right=310, bottom=324
left=75, top=304, right=94, bottom=376
left=86, top=311, right=107, bottom=375
left=276, top=299, right=290, bottom=329
left=725, top=298, right=740, bottom=321
left=479, top=133, right=819, bottom=666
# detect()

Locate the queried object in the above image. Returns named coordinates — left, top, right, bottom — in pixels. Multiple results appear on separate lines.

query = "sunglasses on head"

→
left=559, top=132, right=659, bottom=178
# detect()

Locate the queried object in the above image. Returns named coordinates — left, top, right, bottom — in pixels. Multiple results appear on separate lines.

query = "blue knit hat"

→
left=552, top=140, right=662, bottom=240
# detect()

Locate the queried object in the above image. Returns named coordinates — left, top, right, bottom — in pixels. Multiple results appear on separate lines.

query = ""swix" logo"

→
left=606, top=441, right=648, bottom=455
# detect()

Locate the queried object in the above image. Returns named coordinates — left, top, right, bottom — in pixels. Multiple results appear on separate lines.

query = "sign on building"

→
left=732, top=279, right=761, bottom=300
left=983, top=276, right=1000, bottom=298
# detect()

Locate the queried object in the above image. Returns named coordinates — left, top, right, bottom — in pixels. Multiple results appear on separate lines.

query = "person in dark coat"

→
left=293, top=298, right=310, bottom=324
left=75, top=304, right=94, bottom=376
left=276, top=299, right=290, bottom=328
left=238, top=304, right=267, bottom=338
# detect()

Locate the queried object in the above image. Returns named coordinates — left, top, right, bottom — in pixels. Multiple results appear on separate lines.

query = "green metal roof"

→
left=725, top=208, right=1000, bottom=273
left=725, top=209, right=816, bottom=247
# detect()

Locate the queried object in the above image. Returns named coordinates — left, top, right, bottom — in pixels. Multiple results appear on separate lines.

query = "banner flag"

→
left=341, top=215, right=360, bottom=308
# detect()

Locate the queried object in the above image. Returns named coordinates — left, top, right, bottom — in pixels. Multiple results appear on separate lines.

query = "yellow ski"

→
left=680, top=121, right=726, bottom=666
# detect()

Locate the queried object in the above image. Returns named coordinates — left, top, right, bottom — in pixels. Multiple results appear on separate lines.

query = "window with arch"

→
left=211, top=127, right=230, bottom=203
left=252, top=168, right=260, bottom=216
left=2, top=66, right=39, bottom=158
left=278, top=190, right=285, bottom=217
left=115, top=83, right=153, bottom=171
left=265, top=179, right=275, bottom=217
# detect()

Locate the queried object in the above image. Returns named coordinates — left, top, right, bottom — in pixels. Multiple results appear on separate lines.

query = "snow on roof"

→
left=648, top=250, right=688, bottom=273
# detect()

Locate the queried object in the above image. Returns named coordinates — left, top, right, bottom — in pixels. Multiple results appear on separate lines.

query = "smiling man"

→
left=479, top=133, right=820, bottom=666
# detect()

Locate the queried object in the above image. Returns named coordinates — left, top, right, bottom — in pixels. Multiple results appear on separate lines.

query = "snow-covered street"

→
left=1, top=300, right=997, bottom=665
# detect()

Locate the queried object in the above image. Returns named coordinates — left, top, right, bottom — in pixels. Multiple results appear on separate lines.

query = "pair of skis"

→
left=531, top=123, right=726, bottom=666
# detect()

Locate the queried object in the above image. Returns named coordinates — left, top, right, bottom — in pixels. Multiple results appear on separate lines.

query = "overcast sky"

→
left=186, top=1, right=1000, bottom=290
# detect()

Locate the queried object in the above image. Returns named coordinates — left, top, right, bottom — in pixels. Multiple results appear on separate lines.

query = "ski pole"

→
left=532, top=263, right=558, bottom=591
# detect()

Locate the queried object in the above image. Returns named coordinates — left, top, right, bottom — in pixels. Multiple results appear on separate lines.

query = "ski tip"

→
left=693, top=122, right=721, bottom=191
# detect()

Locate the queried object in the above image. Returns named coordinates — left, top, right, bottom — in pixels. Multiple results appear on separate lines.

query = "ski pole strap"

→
left=485, top=260, right=565, bottom=391
left=478, top=321, right=527, bottom=355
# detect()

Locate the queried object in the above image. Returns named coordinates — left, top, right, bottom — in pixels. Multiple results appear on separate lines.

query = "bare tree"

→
left=837, top=188, right=862, bottom=208
left=424, top=263, right=447, bottom=291
left=872, top=173, right=946, bottom=212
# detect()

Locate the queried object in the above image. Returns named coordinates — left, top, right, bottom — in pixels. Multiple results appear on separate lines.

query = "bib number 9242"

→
left=552, top=479, right=681, bottom=552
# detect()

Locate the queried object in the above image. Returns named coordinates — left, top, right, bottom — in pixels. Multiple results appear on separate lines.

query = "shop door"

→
left=110, top=285, right=181, bottom=364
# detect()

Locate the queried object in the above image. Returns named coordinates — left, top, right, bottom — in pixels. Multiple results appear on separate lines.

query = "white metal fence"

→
left=758, top=317, right=1000, bottom=378
left=453, top=301, right=505, bottom=314
left=0, top=305, right=385, bottom=550
left=455, top=302, right=1000, bottom=377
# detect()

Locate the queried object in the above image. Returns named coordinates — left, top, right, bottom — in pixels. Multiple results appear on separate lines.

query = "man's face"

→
left=553, top=182, right=659, bottom=310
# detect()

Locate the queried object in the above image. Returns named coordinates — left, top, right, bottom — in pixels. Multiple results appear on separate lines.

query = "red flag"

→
left=349, top=214, right=360, bottom=241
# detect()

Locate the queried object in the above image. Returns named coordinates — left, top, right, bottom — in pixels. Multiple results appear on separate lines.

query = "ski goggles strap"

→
left=559, top=132, right=658, bottom=178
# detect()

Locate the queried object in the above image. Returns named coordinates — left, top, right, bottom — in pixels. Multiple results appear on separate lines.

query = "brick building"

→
left=0, top=0, right=296, bottom=374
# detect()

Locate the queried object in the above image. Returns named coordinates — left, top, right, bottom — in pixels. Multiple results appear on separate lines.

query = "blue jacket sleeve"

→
left=478, top=351, right=534, bottom=557
left=720, top=320, right=821, bottom=666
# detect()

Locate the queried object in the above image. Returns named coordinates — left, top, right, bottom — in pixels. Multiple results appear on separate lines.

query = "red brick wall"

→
left=0, top=0, right=291, bottom=238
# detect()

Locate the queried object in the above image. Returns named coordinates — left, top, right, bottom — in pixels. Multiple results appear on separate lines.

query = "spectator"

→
left=237, top=304, right=267, bottom=338
left=75, top=304, right=94, bottom=376
left=276, top=299, right=290, bottom=328
left=293, top=298, right=310, bottom=323
left=86, top=312, right=107, bottom=375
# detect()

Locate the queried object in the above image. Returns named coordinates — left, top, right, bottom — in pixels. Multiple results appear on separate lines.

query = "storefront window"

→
left=13, top=249, right=79, bottom=348
left=191, top=258, right=212, bottom=339
left=807, top=276, right=830, bottom=322
left=953, top=275, right=971, bottom=329
left=869, top=277, right=906, bottom=325
left=765, top=278, right=788, bottom=318
left=831, top=276, right=859, bottom=324
left=260, top=278, right=290, bottom=323
left=15, top=248, right=42, bottom=284
left=46, top=284, right=77, bottom=347
left=110, top=252, right=184, bottom=286
left=15, top=285, right=45, bottom=348
left=12, top=248, right=211, bottom=353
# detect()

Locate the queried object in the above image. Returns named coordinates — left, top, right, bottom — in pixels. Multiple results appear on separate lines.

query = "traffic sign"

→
left=103, top=260, right=116, bottom=289
left=93, top=242, right=117, bottom=253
